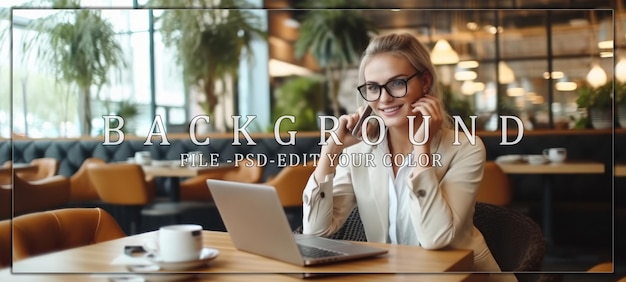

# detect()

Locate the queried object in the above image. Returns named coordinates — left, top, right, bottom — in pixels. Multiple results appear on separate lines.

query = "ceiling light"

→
left=616, top=57, right=626, bottom=82
left=268, top=59, right=312, bottom=77
left=600, top=51, right=613, bottom=58
left=454, top=70, right=477, bottom=81
left=283, top=18, right=300, bottom=28
left=543, top=71, right=564, bottom=79
left=555, top=81, right=577, bottom=91
left=473, top=82, right=485, bottom=92
left=498, top=61, right=515, bottom=84
left=597, top=40, right=613, bottom=49
left=457, top=60, right=479, bottom=69
left=461, top=80, right=475, bottom=95
left=532, top=96, right=545, bottom=104
left=586, top=64, right=607, bottom=88
left=466, top=22, right=478, bottom=31
left=506, top=87, right=525, bottom=97
left=430, top=39, right=460, bottom=65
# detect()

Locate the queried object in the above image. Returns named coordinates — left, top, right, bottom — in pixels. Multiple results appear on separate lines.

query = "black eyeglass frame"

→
left=357, top=71, right=423, bottom=102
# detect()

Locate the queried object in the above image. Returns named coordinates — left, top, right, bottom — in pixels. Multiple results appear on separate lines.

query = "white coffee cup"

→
left=151, top=224, right=203, bottom=262
left=543, top=148, right=567, bottom=163
left=134, top=151, right=152, bottom=165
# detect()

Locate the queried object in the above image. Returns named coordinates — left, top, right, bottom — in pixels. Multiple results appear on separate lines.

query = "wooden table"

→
left=495, top=160, right=605, bottom=245
left=615, top=164, right=626, bottom=177
left=4, top=231, right=479, bottom=281
left=0, top=271, right=484, bottom=282
left=0, top=163, right=37, bottom=177
left=140, top=162, right=235, bottom=201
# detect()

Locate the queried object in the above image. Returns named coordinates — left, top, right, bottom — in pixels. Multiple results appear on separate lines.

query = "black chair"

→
left=294, top=207, right=367, bottom=241
left=296, top=202, right=550, bottom=282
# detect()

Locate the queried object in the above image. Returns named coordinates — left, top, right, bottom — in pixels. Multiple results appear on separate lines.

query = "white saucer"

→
left=145, top=248, right=219, bottom=270
left=526, top=155, right=548, bottom=165
left=116, top=272, right=196, bottom=282
left=496, top=154, right=523, bottom=163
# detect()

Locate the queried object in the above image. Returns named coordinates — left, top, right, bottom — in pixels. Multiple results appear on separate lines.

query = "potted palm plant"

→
left=17, top=0, right=126, bottom=136
left=294, top=0, right=376, bottom=117
left=576, top=82, right=613, bottom=129
left=271, top=75, right=324, bottom=132
left=147, top=0, right=266, bottom=131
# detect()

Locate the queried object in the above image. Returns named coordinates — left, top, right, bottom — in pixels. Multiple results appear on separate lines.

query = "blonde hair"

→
left=357, top=33, right=452, bottom=129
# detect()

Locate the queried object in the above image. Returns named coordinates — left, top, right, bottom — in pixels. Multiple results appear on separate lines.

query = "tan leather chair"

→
left=17, top=158, right=59, bottom=181
left=0, top=161, right=11, bottom=185
left=587, top=262, right=613, bottom=272
left=0, top=219, right=10, bottom=268
left=476, top=161, right=513, bottom=207
left=264, top=161, right=316, bottom=208
left=179, top=161, right=263, bottom=201
left=13, top=175, right=70, bottom=218
left=11, top=208, right=126, bottom=262
left=87, top=163, right=201, bottom=234
left=69, top=158, right=106, bottom=203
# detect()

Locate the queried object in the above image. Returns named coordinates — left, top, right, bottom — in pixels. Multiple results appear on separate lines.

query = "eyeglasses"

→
left=357, top=72, right=421, bottom=102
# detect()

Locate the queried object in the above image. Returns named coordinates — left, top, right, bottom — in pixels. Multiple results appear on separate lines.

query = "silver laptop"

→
left=206, top=179, right=388, bottom=266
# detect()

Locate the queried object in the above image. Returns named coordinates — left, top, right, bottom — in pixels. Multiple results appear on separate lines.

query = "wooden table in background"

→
left=495, top=160, right=605, bottom=245
left=0, top=163, right=37, bottom=177
left=615, top=164, right=626, bottom=177
left=4, top=230, right=480, bottom=282
left=140, top=162, right=235, bottom=201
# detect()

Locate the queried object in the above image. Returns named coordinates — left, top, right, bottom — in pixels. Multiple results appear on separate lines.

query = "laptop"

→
left=206, top=179, right=388, bottom=266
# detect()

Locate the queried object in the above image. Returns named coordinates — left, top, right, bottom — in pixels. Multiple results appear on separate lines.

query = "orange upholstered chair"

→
left=87, top=163, right=204, bottom=234
left=0, top=219, right=10, bottom=268
left=16, top=158, right=59, bottom=181
left=587, top=262, right=613, bottom=272
left=476, top=161, right=513, bottom=207
left=11, top=208, right=126, bottom=261
left=0, top=161, right=11, bottom=185
left=13, top=175, right=70, bottom=218
left=264, top=162, right=316, bottom=208
left=69, top=158, right=106, bottom=203
left=179, top=161, right=263, bottom=202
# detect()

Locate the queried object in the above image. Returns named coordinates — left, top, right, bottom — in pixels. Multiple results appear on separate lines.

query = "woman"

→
left=302, top=33, right=515, bottom=281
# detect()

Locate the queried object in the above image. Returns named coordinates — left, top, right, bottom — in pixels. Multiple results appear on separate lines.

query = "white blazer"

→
left=302, top=129, right=516, bottom=281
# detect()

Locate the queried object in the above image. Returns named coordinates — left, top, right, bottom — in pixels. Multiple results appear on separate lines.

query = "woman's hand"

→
left=411, top=95, right=443, bottom=147
left=315, top=106, right=372, bottom=183
left=326, top=106, right=371, bottom=152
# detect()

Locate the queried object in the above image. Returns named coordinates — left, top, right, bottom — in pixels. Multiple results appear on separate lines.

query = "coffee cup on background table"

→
left=542, top=148, right=567, bottom=163
left=146, top=224, right=203, bottom=262
left=134, top=151, right=152, bottom=165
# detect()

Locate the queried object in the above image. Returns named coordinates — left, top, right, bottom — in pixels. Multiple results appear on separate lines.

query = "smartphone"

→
left=124, top=245, right=147, bottom=257
left=351, top=106, right=373, bottom=139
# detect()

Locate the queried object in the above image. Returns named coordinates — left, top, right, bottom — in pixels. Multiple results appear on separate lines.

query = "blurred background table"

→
left=495, top=160, right=605, bottom=245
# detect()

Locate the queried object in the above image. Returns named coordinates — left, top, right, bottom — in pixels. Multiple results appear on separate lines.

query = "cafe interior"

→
left=1, top=0, right=625, bottom=281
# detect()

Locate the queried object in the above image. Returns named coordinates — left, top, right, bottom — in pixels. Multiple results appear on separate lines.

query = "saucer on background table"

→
left=495, top=154, right=524, bottom=163
left=145, top=247, right=220, bottom=271
left=526, top=154, right=548, bottom=165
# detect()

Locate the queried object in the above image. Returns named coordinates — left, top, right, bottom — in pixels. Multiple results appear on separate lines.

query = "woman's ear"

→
left=422, top=72, right=433, bottom=94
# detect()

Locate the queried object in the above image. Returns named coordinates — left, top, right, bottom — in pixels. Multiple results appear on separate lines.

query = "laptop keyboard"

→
left=297, top=244, right=344, bottom=258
